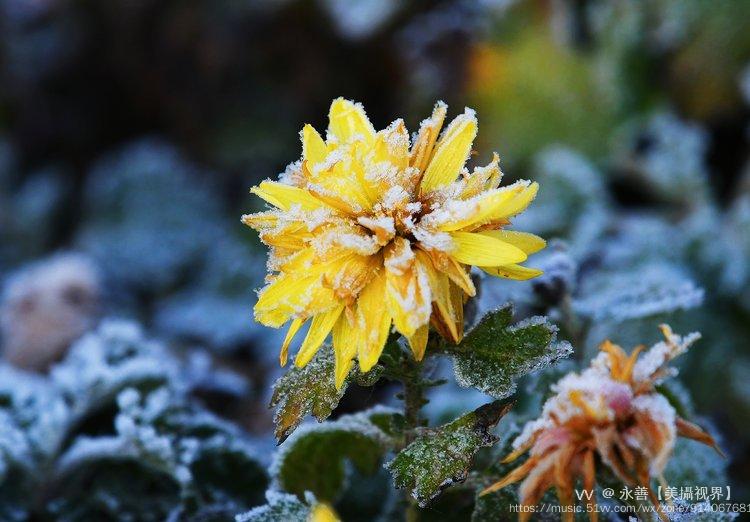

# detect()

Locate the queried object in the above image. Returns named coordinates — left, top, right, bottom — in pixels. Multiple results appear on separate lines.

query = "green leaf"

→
left=471, top=481, right=518, bottom=522
left=273, top=407, right=399, bottom=501
left=386, top=400, right=514, bottom=506
left=189, top=442, right=268, bottom=510
left=269, top=348, right=382, bottom=443
left=235, top=492, right=310, bottom=522
left=452, top=304, right=572, bottom=398
left=47, top=460, right=182, bottom=522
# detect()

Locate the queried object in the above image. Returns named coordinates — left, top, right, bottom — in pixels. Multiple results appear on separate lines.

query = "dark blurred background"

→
left=1, top=0, right=750, bottom=517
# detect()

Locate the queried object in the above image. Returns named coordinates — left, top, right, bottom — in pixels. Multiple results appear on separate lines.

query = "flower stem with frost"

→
left=398, top=351, right=428, bottom=519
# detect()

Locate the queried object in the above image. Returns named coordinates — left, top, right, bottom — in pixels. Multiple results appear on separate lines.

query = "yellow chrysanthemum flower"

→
left=243, top=98, right=545, bottom=387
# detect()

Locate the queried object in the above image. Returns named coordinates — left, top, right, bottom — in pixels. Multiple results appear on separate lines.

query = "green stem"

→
left=560, top=293, right=587, bottom=362
left=400, top=352, right=428, bottom=519
left=402, top=374, right=424, bottom=445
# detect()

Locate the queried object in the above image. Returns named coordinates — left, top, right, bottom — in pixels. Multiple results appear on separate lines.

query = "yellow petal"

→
left=308, top=503, right=340, bottom=522
left=407, top=324, right=429, bottom=361
left=241, top=211, right=278, bottom=230
left=384, top=239, right=431, bottom=337
left=437, top=180, right=528, bottom=232
left=307, top=181, right=363, bottom=214
left=493, top=181, right=539, bottom=218
left=328, top=98, right=375, bottom=144
left=323, top=252, right=381, bottom=302
left=416, top=250, right=461, bottom=343
left=460, top=153, right=502, bottom=198
left=410, top=101, right=447, bottom=173
left=280, top=317, right=306, bottom=367
left=425, top=250, right=475, bottom=297
left=311, top=225, right=380, bottom=260
left=251, top=180, right=324, bottom=211
left=309, top=159, right=374, bottom=213
left=259, top=228, right=310, bottom=250
left=277, top=248, right=316, bottom=273
left=332, top=311, right=360, bottom=389
left=373, top=119, right=410, bottom=170
left=430, top=281, right=465, bottom=344
left=420, top=108, right=477, bottom=193
left=449, top=231, right=527, bottom=266
left=302, top=124, right=328, bottom=165
left=356, top=272, right=391, bottom=372
left=294, top=306, right=344, bottom=367
left=255, top=274, right=337, bottom=327
left=479, top=230, right=546, bottom=254
left=481, top=264, right=543, bottom=281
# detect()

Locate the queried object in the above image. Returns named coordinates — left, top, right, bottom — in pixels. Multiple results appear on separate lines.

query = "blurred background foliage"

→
left=0, top=0, right=749, bottom=519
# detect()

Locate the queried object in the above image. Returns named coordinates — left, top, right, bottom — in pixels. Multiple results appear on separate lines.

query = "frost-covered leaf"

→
left=76, top=139, right=224, bottom=293
left=452, top=304, right=572, bottom=398
left=514, top=146, right=609, bottom=241
left=0, top=411, right=33, bottom=482
left=51, top=386, right=268, bottom=519
left=612, top=112, right=710, bottom=202
left=573, top=262, right=704, bottom=322
left=270, top=348, right=382, bottom=443
left=154, top=238, right=284, bottom=357
left=602, top=215, right=689, bottom=268
left=272, top=407, right=398, bottom=501
left=0, top=318, right=264, bottom=517
left=47, top=460, right=182, bottom=522
left=386, top=400, right=513, bottom=506
left=50, top=320, right=174, bottom=419
left=189, top=438, right=268, bottom=510
left=235, top=491, right=310, bottom=522
left=0, top=365, right=68, bottom=474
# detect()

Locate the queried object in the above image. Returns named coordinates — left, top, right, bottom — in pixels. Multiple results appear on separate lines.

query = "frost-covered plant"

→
left=237, top=99, right=738, bottom=521
left=242, top=99, right=575, bottom=519
left=0, top=319, right=267, bottom=520
left=76, top=139, right=224, bottom=294
left=612, top=111, right=710, bottom=204
left=481, top=325, right=720, bottom=521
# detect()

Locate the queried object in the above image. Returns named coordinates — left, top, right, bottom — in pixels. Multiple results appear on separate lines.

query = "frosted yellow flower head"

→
left=243, top=98, right=544, bottom=387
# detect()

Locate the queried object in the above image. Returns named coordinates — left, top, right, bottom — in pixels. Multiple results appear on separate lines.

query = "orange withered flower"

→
left=481, top=325, right=721, bottom=521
